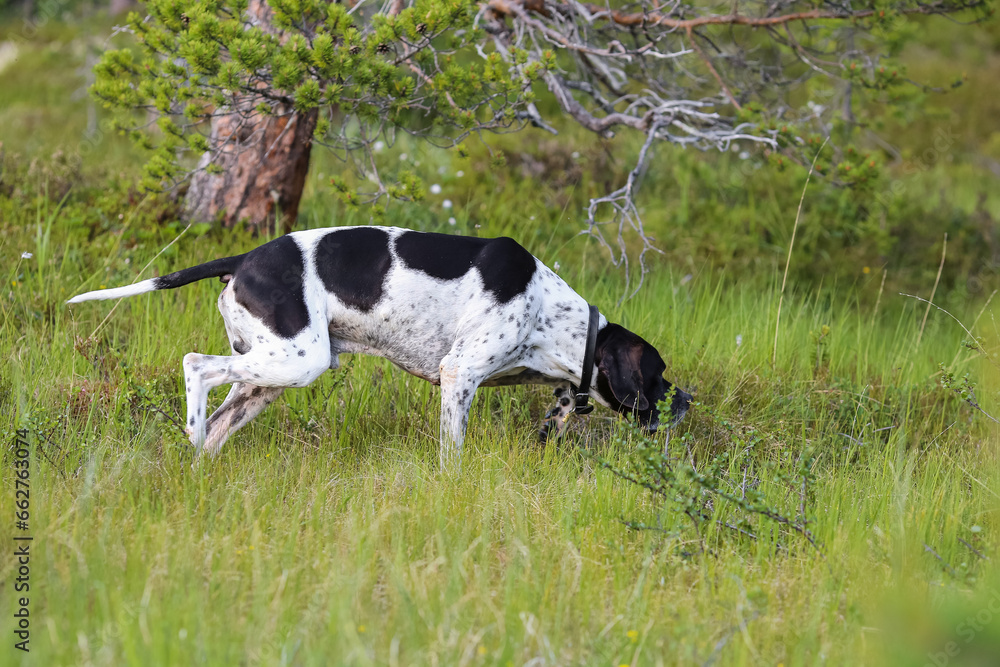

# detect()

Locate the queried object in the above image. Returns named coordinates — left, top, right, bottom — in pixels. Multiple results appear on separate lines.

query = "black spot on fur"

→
left=314, top=227, right=392, bottom=312
left=395, top=232, right=537, bottom=303
left=233, top=235, right=309, bottom=339
left=189, top=417, right=195, bottom=426
left=251, top=387, right=264, bottom=397
left=232, top=338, right=250, bottom=355
left=298, top=349, right=306, bottom=357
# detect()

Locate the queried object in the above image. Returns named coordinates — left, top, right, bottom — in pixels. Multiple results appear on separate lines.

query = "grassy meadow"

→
left=2, top=8, right=1000, bottom=667
left=2, top=201, right=999, bottom=665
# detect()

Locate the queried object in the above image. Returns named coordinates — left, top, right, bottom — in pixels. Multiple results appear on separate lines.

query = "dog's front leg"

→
left=539, top=383, right=575, bottom=443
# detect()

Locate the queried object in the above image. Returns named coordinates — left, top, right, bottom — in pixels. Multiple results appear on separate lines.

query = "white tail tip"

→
left=66, top=279, right=159, bottom=304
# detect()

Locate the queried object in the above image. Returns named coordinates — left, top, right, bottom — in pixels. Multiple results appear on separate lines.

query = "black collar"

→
left=574, top=305, right=600, bottom=414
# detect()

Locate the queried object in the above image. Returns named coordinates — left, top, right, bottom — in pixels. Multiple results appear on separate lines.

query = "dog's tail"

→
left=67, top=254, right=248, bottom=304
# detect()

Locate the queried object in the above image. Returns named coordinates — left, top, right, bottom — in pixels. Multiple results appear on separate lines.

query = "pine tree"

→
left=93, top=0, right=990, bottom=243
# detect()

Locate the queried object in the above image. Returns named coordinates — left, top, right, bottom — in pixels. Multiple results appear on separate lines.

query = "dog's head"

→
left=593, top=324, right=692, bottom=431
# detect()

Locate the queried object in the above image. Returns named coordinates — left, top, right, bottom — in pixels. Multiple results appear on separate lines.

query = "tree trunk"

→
left=109, top=0, right=134, bottom=15
left=184, top=107, right=318, bottom=234
left=182, top=0, right=316, bottom=235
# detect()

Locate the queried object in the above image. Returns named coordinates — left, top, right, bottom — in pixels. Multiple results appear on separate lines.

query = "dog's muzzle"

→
left=649, top=388, right=692, bottom=432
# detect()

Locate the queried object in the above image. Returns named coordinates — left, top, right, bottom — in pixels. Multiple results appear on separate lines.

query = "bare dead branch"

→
left=486, top=0, right=986, bottom=30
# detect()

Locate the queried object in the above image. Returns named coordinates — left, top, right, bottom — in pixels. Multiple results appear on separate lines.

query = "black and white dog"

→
left=68, top=226, right=691, bottom=464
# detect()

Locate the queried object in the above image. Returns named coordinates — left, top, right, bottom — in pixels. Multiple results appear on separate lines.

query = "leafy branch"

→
left=587, top=401, right=824, bottom=558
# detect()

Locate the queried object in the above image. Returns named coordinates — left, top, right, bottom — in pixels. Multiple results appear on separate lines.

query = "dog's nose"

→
left=670, top=389, right=693, bottom=424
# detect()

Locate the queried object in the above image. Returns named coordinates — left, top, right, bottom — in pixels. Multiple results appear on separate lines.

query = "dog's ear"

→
left=596, top=325, right=650, bottom=411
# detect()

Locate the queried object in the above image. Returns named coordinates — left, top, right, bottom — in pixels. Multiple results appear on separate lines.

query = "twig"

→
left=924, top=542, right=960, bottom=579
left=486, top=0, right=988, bottom=30
left=958, top=537, right=990, bottom=562
left=686, top=27, right=741, bottom=110
left=136, top=395, right=188, bottom=436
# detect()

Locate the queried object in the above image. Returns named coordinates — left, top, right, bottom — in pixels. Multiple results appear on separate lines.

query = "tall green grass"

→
left=1, top=196, right=997, bottom=665
left=2, top=14, right=999, bottom=664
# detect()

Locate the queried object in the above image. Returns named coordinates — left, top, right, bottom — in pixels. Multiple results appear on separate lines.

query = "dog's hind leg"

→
left=183, top=339, right=330, bottom=455
left=202, top=383, right=285, bottom=456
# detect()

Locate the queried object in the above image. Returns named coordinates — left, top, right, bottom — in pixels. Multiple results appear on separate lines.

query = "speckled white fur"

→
left=173, top=227, right=609, bottom=466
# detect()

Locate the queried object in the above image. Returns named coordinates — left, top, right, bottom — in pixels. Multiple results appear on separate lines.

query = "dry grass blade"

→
left=772, top=136, right=829, bottom=368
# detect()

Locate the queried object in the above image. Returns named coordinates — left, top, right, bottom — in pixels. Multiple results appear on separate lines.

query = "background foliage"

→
left=0, top=4, right=998, bottom=666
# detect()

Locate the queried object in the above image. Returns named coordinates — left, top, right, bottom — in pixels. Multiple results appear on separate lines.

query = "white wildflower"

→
left=21, top=252, right=32, bottom=259
left=430, top=184, right=442, bottom=195
left=448, top=217, right=456, bottom=225
left=442, top=199, right=453, bottom=209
